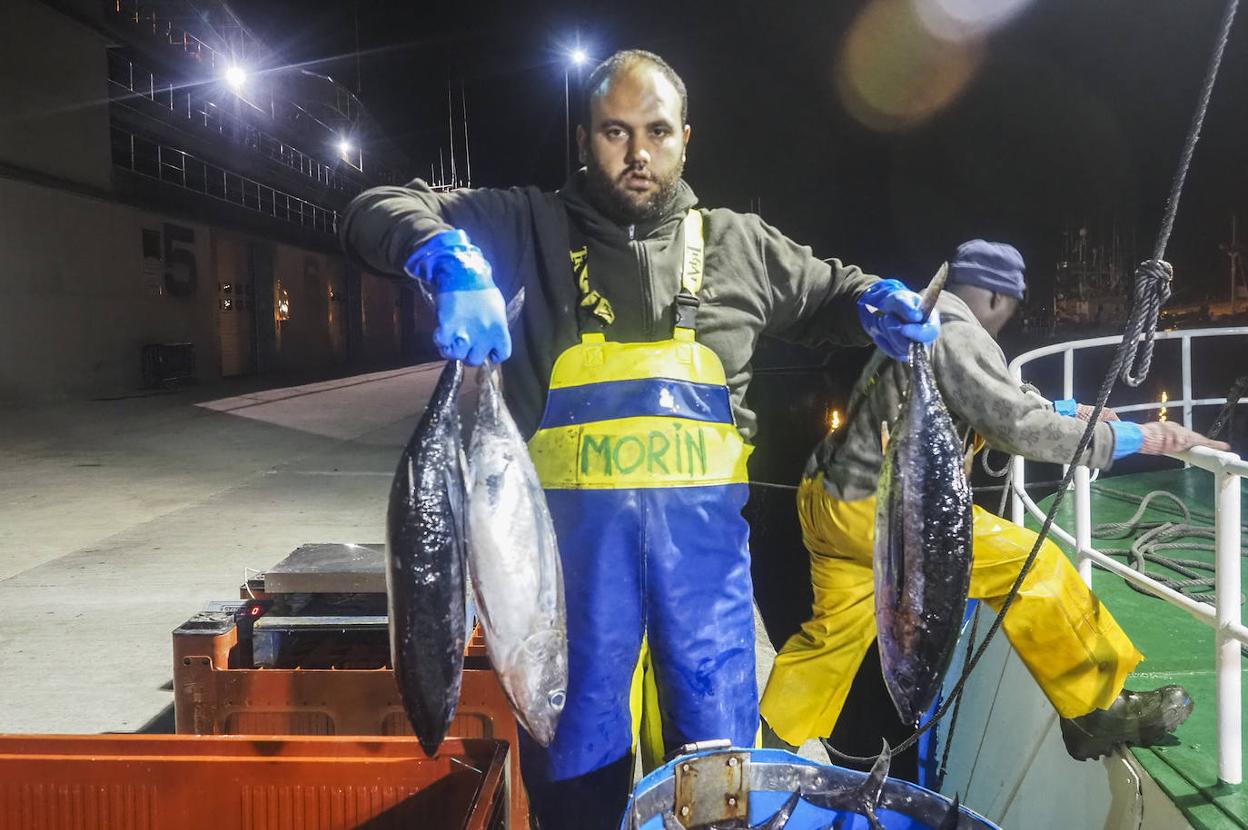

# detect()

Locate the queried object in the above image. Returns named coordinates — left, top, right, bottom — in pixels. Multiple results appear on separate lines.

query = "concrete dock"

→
left=0, top=364, right=801, bottom=754
left=0, top=365, right=448, bottom=733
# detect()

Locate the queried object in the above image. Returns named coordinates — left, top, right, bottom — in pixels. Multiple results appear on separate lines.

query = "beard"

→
left=584, top=153, right=684, bottom=225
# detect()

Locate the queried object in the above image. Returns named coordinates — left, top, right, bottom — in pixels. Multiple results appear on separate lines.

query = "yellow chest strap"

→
left=679, top=209, right=704, bottom=296
left=570, top=209, right=705, bottom=334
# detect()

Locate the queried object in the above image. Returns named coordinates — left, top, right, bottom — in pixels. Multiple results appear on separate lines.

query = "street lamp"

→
left=565, top=49, right=589, bottom=178
left=224, top=65, right=247, bottom=93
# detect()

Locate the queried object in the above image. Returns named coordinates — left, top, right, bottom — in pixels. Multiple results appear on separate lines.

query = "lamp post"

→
left=565, top=48, right=588, bottom=178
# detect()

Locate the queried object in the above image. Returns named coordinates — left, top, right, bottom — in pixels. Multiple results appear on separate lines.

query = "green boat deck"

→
left=1032, top=466, right=1248, bottom=829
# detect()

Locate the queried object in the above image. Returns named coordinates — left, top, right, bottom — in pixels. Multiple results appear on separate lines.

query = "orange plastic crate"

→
left=173, top=620, right=529, bottom=828
left=0, top=735, right=505, bottom=830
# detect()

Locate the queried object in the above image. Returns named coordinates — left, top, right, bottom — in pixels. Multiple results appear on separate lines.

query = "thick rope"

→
left=1090, top=488, right=1248, bottom=656
left=822, top=0, right=1239, bottom=765
left=1120, top=260, right=1173, bottom=387
left=1123, top=0, right=1239, bottom=386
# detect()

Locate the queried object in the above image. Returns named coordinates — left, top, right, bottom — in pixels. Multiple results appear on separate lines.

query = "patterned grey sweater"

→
left=812, top=293, right=1117, bottom=501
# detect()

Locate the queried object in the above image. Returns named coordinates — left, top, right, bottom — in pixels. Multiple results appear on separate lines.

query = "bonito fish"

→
left=386, top=359, right=468, bottom=755
left=466, top=361, right=568, bottom=746
left=873, top=266, right=974, bottom=725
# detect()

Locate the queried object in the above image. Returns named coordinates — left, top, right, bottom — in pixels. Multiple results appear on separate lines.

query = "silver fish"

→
left=466, top=361, right=568, bottom=746
left=873, top=267, right=973, bottom=725
left=386, top=359, right=468, bottom=755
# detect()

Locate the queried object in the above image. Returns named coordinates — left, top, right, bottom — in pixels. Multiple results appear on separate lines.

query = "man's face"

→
left=577, top=64, right=691, bottom=224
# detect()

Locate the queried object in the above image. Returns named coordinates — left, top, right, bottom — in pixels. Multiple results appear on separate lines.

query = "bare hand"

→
left=1138, top=421, right=1230, bottom=455
left=1077, top=403, right=1120, bottom=422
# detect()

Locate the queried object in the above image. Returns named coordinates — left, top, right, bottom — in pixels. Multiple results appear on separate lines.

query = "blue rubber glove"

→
left=857, top=279, right=941, bottom=362
left=1053, top=398, right=1079, bottom=418
left=1108, top=420, right=1144, bottom=460
left=404, top=230, right=511, bottom=365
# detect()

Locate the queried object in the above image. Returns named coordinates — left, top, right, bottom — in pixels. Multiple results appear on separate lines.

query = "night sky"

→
left=235, top=0, right=1248, bottom=303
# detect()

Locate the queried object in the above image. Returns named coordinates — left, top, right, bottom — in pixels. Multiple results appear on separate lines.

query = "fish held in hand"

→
left=873, top=335, right=974, bottom=725
left=466, top=362, right=568, bottom=746
left=386, top=359, right=469, bottom=755
left=873, top=265, right=973, bottom=726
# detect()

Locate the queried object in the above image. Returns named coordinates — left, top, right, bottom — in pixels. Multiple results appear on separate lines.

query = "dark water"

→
left=744, top=330, right=1247, bottom=777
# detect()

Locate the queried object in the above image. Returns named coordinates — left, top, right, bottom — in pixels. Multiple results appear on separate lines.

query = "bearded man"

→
left=340, top=49, right=938, bottom=830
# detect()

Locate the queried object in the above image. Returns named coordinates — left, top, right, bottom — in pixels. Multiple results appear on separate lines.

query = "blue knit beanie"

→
left=949, top=240, right=1026, bottom=300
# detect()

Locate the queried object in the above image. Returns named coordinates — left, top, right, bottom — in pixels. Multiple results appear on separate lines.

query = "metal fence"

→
left=111, top=126, right=338, bottom=235
left=106, top=52, right=358, bottom=196
left=1008, top=326, right=1248, bottom=786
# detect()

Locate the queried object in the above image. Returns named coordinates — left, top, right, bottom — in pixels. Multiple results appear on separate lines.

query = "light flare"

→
left=911, top=0, right=1034, bottom=43
left=835, top=0, right=983, bottom=132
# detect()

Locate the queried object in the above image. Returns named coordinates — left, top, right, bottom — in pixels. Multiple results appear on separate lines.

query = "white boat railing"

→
left=1007, top=326, right=1248, bottom=786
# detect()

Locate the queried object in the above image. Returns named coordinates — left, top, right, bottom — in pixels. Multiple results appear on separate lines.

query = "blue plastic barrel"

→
left=621, top=747, right=1001, bottom=830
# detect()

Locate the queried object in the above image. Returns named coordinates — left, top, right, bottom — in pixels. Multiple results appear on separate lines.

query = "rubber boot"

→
left=1059, top=685, right=1194, bottom=761
left=525, top=751, right=635, bottom=830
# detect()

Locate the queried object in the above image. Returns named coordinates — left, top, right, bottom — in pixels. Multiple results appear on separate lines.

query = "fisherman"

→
left=340, top=50, right=939, bottom=830
left=759, top=239, right=1231, bottom=762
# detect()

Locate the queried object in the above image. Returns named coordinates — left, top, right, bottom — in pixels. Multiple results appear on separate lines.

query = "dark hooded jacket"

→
left=339, top=172, right=878, bottom=438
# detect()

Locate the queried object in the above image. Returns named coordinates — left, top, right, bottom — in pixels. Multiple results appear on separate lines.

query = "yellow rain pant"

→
left=759, top=474, right=1144, bottom=747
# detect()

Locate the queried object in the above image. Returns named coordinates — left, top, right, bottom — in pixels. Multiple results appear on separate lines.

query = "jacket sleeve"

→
left=754, top=218, right=878, bottom=348
left=338, top=179, right=535, bottom=296
left=932, top=317, right=1116, bottom=469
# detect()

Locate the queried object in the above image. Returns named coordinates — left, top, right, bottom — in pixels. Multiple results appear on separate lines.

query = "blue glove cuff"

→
left=1053, top=398, right=1078, bottom=418
left=403, top=230, right=495, bottom=292
left=857, top=279, right=909, bottom=314
left=1109, top=420, right=1143, bottom=460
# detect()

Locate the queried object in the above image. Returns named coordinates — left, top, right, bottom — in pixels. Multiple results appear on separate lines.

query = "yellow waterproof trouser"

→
left=759, top=475, right=1144, bottom=746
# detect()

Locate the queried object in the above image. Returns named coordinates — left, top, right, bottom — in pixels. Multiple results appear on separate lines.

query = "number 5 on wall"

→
left=163, top=222, right=198, bottom=297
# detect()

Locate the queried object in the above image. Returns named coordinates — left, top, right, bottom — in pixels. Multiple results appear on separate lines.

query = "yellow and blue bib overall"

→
left=524, top=211, right=757, bottom=815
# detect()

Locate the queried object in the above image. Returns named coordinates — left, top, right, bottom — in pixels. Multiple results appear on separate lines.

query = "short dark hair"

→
left=580, top=49, right=688, bottom=128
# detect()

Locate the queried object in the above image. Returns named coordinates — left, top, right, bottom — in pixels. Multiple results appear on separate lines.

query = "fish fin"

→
left=858, top=740, right=890, bottom=809
left=852, top=740, right=890, bottom=830
left=444, top=461, right=466, bottom=545
left=936, top=794, right=961, bottom=830
left=752, top=791, right=801, bottom=829
left=505, top=286, right=526, bottom=325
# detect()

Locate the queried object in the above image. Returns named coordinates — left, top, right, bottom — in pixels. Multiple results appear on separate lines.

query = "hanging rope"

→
left=1120, top=260, right=1173, bottom=387
left=821, top=0, right=1240, bottom=765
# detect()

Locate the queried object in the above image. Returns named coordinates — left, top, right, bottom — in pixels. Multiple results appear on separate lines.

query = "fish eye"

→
left=549, top=690, right=566, bottom=710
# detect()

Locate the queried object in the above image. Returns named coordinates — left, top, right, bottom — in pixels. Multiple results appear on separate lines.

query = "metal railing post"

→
left=1074, top=465, right=1093, bottom=585
left=1010, top=360, right=1027, bottom=526
left=1183, top=335, right=1194, bottom=430
left=1063, top=349, right=1075, bottom=477
left=1010, top=453, right=1025, bottom=526
left=1215, top=468, right=1243, bottom=786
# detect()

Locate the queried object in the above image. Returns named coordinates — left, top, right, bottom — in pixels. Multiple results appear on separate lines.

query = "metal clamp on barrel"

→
left=672, top=749, right=750, bottom=828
